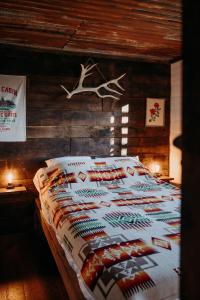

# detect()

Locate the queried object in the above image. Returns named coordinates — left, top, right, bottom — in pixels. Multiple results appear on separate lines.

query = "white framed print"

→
left=0, top=75, right=26, bottom=141
left=145, top=98, right=165, bottom=127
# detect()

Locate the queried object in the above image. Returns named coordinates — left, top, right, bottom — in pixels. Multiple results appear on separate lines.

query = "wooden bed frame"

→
left=35, top=198, right=86, bottom=300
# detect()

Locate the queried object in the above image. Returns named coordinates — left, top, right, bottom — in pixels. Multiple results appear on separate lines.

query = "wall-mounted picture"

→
left=0, top=74, right=26, bottom=141
left=145, top=98, right=165, bottom=127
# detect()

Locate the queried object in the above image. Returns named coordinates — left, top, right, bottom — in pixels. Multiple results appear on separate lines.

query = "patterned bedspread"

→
left=34, top=157, right=180, bottom=300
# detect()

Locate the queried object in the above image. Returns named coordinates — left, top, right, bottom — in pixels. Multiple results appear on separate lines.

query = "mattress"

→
left=34, top=156, right=180, bottom=300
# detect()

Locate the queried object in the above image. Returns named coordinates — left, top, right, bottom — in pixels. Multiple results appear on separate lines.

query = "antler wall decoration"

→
left=61, top=64, right=126, bottom=100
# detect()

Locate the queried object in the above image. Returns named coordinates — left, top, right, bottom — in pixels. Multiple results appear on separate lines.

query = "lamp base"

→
left=7, top=183, right=14, bottom=189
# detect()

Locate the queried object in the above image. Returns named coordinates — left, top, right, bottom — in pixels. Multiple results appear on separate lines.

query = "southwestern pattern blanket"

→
left=34, top=157, right=180, bottom=300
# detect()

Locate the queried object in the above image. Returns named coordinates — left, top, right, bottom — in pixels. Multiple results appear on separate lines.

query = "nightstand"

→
left=156, top=176, right=174, bottom=183
left=0, top=186, right=35, bottom=235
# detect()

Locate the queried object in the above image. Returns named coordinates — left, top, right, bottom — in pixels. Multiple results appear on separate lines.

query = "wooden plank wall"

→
left=0, top=46, right=170, bottom=187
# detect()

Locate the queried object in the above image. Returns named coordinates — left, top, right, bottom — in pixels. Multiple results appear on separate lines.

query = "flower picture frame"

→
left=145, top=98, right=165, bottom=127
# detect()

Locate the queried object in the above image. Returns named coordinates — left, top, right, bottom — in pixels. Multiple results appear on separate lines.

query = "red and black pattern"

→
left=112, top=197, right=164, bottom=207
left=53, top=202, right=100, bottom=228
left=117, top=271, right=155, bottom=297
left=88, top=167, right=127, bottom=182
left=50, top=172, right=77, bottom=186
left=81, top=239, right=157, bottom=291
left=134, top=166, right=151, bottom=176
left=165, top=233, right=180, bottom=244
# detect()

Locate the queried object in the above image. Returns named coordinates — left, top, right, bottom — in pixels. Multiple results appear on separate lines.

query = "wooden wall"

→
left=0, top=45, right=170, bottom=187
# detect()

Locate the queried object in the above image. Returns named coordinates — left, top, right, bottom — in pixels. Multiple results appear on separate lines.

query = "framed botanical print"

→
left=145, top=98, right=165, bottom=127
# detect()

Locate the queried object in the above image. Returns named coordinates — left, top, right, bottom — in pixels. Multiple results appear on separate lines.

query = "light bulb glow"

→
left=149, top=163, right=160, bottom=175
left=6, top=172, right=13, bottom=184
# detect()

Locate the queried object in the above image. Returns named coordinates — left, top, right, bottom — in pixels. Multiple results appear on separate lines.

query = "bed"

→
left=33, top=156, right=180, bottom=300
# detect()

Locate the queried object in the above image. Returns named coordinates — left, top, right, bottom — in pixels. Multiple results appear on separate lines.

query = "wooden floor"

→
left=0, top=232, right=70, bottom=300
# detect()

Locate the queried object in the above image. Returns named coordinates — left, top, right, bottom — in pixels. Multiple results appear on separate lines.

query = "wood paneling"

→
left=0, top=46, right=170, bottom=187
left=0, top=0, right=182, bottom=62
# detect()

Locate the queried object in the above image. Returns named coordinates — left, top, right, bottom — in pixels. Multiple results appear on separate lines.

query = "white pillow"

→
left=45, top=156, right=92, bottom=167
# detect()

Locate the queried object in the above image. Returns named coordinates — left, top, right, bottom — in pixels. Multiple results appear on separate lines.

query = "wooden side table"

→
left=0, top=186, right=35, bottom=234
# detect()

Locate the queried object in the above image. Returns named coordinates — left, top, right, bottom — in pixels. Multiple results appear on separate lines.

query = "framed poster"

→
left=145, top=98, right=165, bottom=127
left=0, top=75, right=26, bottom=141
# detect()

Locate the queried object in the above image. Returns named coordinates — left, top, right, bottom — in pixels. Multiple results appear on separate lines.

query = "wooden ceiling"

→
left=0, top=0, right=182, bottom=62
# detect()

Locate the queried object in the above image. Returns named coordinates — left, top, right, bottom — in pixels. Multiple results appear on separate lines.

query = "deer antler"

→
left=61, top=64, right=126, bottom=100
